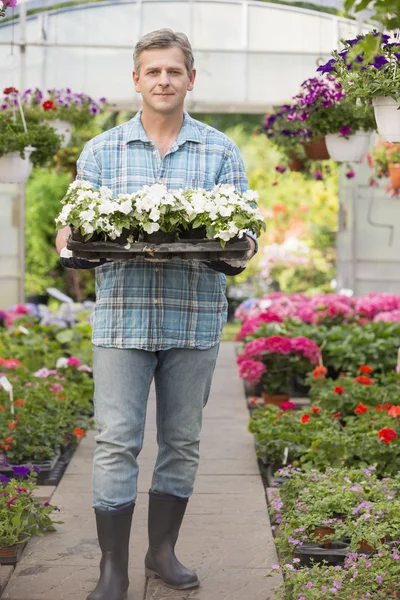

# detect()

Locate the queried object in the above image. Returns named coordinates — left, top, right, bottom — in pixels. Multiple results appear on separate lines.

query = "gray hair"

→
left=133, top=29, right=194, bottom=76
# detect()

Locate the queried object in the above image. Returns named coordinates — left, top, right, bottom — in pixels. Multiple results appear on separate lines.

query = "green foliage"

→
left=305, top=98, right=376, bottom=138
left=344, top=0, right=400, bottom=30
left=0, top=115, right=61, bottom=167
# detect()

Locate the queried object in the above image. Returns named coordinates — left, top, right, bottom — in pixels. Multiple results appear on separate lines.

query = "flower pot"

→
left=113, top=228, right=139, bottom=246
left=325, top=130, right=371, bottom=162
left=70, top=228, right=102, bottom=244
left=179, top=225, right=207, bottom=240
left=372, top=96, right=400, bottom=143
left=288, top=156, right=305, bottom=172
left=47, top=119, right=72, bottom=148
left=262, top=392, right=290, bottom=407
left=389, top=163, right=400, bottom=190
left=304, top=138, right=330, bottom=160
left=0, top=541, right=27, bottom=565
left=142, top=230, right=177, bottom=244
left=0, top=147, right=34, bottom=183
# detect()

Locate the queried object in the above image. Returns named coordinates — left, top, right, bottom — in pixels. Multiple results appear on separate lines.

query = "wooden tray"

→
left=67, top=236, right=250, bottom=262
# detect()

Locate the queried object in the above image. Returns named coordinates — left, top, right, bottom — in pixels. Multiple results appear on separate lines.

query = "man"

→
left=56, top=29, right=257, bottom=600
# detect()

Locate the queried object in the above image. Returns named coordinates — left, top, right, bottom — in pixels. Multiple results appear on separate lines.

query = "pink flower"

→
left=77, top=364, right=92, bottom=373
left=290, top=337, right=321, bottom=364
left=237, top=359, right=266, bottom=385
left=7, top=496, right=18, bottom=508
left=67, top=357, right=81, bottom=367
left=346, top=170, right=356, bottom=179
left=280, top=401, right=296, bottom=411
left=50, top=383, right=64, bottom=393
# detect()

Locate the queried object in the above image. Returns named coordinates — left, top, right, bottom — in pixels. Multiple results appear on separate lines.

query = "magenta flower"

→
left=346, top=170, right=356, bottom=179
left=67, top=356, right=81, bottom=367
left=275, top=165, right=286, bottom=174
left=7, top=496, right=18, bottom=508
left=314, top=170, right=323, bottom=181
left=280, top=401, right=296, bottom=411
left=339, top=125, right=351, bottom=136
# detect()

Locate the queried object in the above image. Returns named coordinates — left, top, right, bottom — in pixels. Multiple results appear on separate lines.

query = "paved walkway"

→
left=3, top=343, right=282, bottom=600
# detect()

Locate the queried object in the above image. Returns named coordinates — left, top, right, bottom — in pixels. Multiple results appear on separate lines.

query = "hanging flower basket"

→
left=304, top=138, right=330, bottom=160
left=372, top=97, right=400, bottom=143
left=389, top=164, right=400, bottom=190
left=47, top=119, right=72, bottom=148
left=0, top=147, right=34, bottom=183
left=325, top=130, right=372, bottom=162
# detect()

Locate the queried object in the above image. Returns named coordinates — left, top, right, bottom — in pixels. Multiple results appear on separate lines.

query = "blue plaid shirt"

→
left=77, top=110, right=255, bottom=350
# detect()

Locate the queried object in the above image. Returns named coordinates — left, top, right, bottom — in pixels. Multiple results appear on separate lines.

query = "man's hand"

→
left=60, top=247, right=108, bottom=270
left=223, top=235, right=255, bottom=268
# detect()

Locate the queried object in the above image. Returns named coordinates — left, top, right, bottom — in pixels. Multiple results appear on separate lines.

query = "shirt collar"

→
left=125, top=110, right=201, bottom=144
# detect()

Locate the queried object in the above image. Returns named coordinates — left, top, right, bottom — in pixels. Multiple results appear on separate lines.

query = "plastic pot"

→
left=0, top=146, right=34, bottom=183
left=304, top=138, right=330, bottom=160
left=294, top=540, right=349, bottom=566
left=372, top=96, right=400, bottom=143
left=0, top=541, right=27, bottom=565
left=262, top=392, right=290, bottom=407
left=142, top=230, right=177, bottom=244
left=325, top=130, right=371, bottom=162
left=47, top=119, right=72, bottom=148
left=389, top=163, right=400, bottom=190
left=179, top=225, right=207, bottom=240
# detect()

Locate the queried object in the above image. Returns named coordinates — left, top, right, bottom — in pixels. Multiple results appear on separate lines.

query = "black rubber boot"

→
left=87, top=503, right=134, bottom=600
left=145, top=491, right=199, bottom=589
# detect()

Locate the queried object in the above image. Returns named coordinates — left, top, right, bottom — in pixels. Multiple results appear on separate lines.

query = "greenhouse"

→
left=0, top=0, right=399, bottom=598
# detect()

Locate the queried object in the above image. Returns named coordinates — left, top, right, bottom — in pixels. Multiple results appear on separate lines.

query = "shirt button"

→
left=154, top=298, right=158, bottom=304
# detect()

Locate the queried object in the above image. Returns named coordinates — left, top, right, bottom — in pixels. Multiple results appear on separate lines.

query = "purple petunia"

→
left=12, top=466, right=30, bottom=478
left=373, top=56, right=388, bottom=69
left=339, top=125, right=351, bottom=136
left=0, top=474, right=11, bottom=484
left=314, top=170, right=323, bottom=181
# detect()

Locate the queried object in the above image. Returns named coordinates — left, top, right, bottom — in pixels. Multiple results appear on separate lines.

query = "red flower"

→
left=14, top=399, right=25, bottom=407
left=3, top=87, right=18, bottom=95
left=354, top=376, right=375, bottom=385
left=0, top=405, right=6, bottom=412
left=378, top=428, right=397, bottom=444
left=384, top=403, right=392, bottom=411
left=355, top=403, right=368, bottom=414
left=312, top=366, right=327, bottom=379
left=388, top=406, right=400, bottom=418
left=376, top=405, right=383, bottom=412
left=301, top=414, right=311, bottom=424
left=333, top=412, right=341, bottom=418
left=72, top=427, right=86, bottom=439
left=5, top=436, right=13, bottom=444
left=1, top=443, right=9, bottom=451
left=42, top=100, right=56, bottom=111
left=249, top=396, right=259, bottom=405
left=8, top=421, right=17, bottom=430
left=312, top=407, right=320, bottom=414
left=359, top=365, right=373, bottom=375
left=334, top=386, right=344, bottom=395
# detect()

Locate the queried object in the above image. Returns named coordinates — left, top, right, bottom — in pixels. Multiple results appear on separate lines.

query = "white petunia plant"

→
left=56, top=180, right=265, bottom=246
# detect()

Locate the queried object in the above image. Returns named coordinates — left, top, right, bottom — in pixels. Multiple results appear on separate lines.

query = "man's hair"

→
left=133, top=29, right=194, bottom=76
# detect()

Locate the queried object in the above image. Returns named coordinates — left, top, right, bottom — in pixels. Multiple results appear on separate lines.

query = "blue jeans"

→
left=92, top=344, right=220, bottom=511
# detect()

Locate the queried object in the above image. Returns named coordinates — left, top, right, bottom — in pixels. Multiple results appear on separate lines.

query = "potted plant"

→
left=237, top=335, right=321, bottom=404
left=0, top=0, right=16, bottom=17
left=317, top=32, right=400, bottom=142
left=288, top=78, right=376, bottom=162
left=55, top=181, right=266, bottom=247
left=0, top=461, right=61, bottom=563
left=2, top=87, right=108, bottom=146
left=0, top=112, right=62, bottom=183
left=262, top=105, right=308, bottom=170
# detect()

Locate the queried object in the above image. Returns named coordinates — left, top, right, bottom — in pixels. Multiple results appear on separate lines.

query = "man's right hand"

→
left=60, top=247, right=108, bottom=270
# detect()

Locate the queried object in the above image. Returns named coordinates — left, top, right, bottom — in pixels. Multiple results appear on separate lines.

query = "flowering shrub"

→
left=1, top=87, right=108, bottom=128
left=317, top=32, right=400, bottom=103
left=288, top=77, right=375, bottom=139
left=0, top=460, right=61, bottom=549
left=237, top=335, right=320, bottom=395
left=262, top=104, right=308, bottom=162
left=55, top=180, right=265, bottom=245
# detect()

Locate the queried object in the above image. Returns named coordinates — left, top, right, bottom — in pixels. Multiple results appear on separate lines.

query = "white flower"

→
left=99, top=186, right=113, bottom=199
left=80, top=208, right=96, bottom=221
left=98, top=199, right=118, bottom=215
left=218, top=205, right=234, bottom=217
left=143, top=222, right=160, bottom=234
left=119, top=199, right=132, bottom=215
left=243, top=190, right=259, bottom=203
left=214, top=230, right=232, bottom=242
left=56, top=357, right=69, bottom=369
left=149, top=208, right=161, bottom=222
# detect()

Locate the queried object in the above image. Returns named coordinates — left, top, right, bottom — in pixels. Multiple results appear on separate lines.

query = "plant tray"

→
left=0, top=450, right=61, bottom=483
left=266, top=463, right=288, bottom=488
left=294, top=541, right=349, bottom=566
left=0, top=541, right=27, bottom=565
left=67, top=236, right=250, bottom=262
left=38, top=444, right=76, bottom=486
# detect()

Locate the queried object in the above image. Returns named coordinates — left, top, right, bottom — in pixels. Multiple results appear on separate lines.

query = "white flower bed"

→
left=55, top=181, right=265, bottom=246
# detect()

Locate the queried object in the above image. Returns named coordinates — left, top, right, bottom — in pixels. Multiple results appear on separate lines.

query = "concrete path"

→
left=3, top=343, right=282, bottom=600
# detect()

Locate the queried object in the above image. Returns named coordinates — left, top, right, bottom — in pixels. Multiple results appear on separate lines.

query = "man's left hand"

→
left=223, top=235, right=255, bottom=268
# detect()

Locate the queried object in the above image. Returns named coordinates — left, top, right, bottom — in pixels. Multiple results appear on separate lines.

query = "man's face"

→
left=133, top=47, right=196, bottom=115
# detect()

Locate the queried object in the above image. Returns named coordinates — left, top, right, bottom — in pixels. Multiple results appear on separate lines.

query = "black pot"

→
left=290, top=374, right=311, bottom=398
left=113, top=228, right=139, bottom=246
left=25, top=294, right=48, bottom=305
left=179, top=225, right=207, bottom=240
left=70, top=227, right=102, bottom=244
left=294, top=540, right=349, bottom=567
left=142, top=230, right=177, bottom=244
